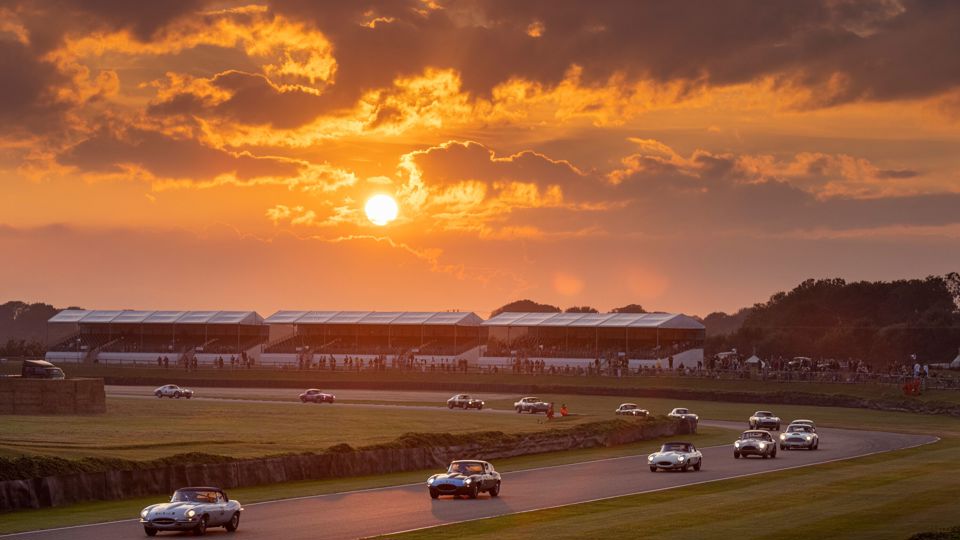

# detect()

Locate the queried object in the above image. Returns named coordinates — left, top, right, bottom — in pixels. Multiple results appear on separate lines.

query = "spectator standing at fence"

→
left=546, top=402, right=555, bottom=420
left=560, top=403, right=568, bottom=417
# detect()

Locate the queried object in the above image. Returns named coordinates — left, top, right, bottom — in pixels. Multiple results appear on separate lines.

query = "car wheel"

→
left=780, top=444, right=785, bottom=451
left=771, top=449, right=777, bottom=459
left=429, top=489, right=439, bottom=499
left=300, top=397, right=307, bottom=403
left=468, top=484, right=479, bottom=499
left=155, top=392, right=162, bottom=399
left=224, top=512, right=240, bottom=532
left=516, top=407, right=521, bottom=413
left=478, top=404, right=483, bottom=410
left=174, top=391, right=181, bottom=399
left=694, top=460, right=702, bottom=471
left=490, top=481, right=500, bottom=497
left=185, top=394, right=191, bottom=399
left=814, top=441, right=819, bottom=450
left=733, top=451, right=740, bottom=459
left=649, top=466, right=657, bottom=472
left=193, top=516, right=207, bottom=536
left=776, top=424, right=781, bottom=431
left=448, top=403, right=454, bottom=409
left=144, top=526, right=158, bottom=537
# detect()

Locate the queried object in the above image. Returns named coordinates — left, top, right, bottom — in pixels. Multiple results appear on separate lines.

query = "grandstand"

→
left=481, top=312, right=705, bottom=368
left=261, top=311, right=483, bottom=365
left=45, top=310, right=267, bottom=365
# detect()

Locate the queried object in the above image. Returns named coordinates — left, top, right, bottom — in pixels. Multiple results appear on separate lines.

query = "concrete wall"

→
left=0, top=378, right=106, bottom=415
left=0, top=418, right=691, bottom=511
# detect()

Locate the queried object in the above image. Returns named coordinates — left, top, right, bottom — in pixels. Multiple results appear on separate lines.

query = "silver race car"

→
left=788, top=418, right=817, bottom=430
left=733, top=430, right=778, bottom=459
left=779, top=424, right=819, bottom=450
left=667, top=407, right=699, bottom=422
left=748, top=410, right=781, bottom=431
left=615, top=403, right=649, bottom=417
left=648, top=441, right=703, bottom=472
left=140, top=486, right=242, bottom=536
left=427, top=460, right=501, bottom=499
left=154, top=384, right=193, bottom=399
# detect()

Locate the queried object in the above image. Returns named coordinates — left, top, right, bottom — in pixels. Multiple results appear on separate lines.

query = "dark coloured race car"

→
left=733, top=430, right=778, bottom=459
left=299, top=389, right=335, bottom=403
left=427, top=460, right=501, bottom=499
left=748, top=410, right=781, bottom=431
left=140, top=486, right=242, bottom=536
left=447, top=394, right=485, bottom=410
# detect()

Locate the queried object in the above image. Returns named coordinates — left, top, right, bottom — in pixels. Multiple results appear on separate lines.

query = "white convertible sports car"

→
left=140, top=486, right=242, bottom=536
left=648, top=441, right=703, bottom=472
left=615, top=403, right=649, bottom=417
left=154, top=384, right=193, bottom=399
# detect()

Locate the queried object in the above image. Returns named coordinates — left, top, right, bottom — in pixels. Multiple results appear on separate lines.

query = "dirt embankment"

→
left=0, top=417, right=693, bottom=512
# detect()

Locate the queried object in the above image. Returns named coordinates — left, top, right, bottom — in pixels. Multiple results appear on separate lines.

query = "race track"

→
left=2, top=421, right=936, bottom=540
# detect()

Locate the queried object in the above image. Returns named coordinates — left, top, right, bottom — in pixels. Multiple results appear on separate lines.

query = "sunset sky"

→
left=2, top=0, right=959, bottom=317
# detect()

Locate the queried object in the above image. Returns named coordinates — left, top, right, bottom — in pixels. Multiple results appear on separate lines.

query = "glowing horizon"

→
left=1, top=1, right=958, bottom=318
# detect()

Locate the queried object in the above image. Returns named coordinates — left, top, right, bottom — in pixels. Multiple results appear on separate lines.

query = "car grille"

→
left=152, top=518, right=175, bottom=524
left=437, top=484, right=457, bottom=492
left=657, top=461, right=674, bottom=467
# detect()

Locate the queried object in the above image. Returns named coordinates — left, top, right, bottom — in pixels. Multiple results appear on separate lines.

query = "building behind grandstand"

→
left=45, top=309, right=704, bottom=368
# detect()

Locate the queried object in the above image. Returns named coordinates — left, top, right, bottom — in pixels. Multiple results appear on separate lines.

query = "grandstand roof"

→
left=482, top=312, right=704, bottom=329
left=263, top=311, right=483, bottom=326
left=48, top=310, right=263, bottom=325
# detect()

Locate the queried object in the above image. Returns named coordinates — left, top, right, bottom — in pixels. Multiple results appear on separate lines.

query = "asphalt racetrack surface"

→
left=3, top=421, right=936, bottom=540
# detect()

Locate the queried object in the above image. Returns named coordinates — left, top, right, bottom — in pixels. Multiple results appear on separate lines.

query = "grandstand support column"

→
left=595, top=328, right=599, bottom=358
left=454, top=326, right=457, bottom=353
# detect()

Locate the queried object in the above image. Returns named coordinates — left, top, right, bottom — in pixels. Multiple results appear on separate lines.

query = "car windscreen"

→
left=449, top=463, right=484, bottom=474
left=742, top=432, right=769, bottom=440
left=661, top=443, right=690, bottom=452
left=787, top=426, right=811, bottom=433
left=172, top=490, right=218, bottom=503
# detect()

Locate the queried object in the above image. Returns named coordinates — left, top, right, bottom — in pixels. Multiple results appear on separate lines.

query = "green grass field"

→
left=0, top=396, right=606, bottom=460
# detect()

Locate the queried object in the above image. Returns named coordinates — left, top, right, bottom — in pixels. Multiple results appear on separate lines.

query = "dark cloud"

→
left=0, top=40, right=68, bottom=133
left=269, top=0, right=960, bottom=110
left=149, top=71, right=331, bottom=129
left=57, top=127, right=302, bottom=180
left=876, top=168, right=920, bottom=179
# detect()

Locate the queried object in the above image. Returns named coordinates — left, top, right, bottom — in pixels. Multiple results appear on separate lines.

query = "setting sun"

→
left=364, top=194, right=399, bottom=226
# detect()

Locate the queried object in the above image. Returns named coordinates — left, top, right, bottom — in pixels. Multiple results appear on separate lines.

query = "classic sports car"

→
left=788, top=418, right=817, bottom=430
left=648, top=441, right=703, bottom=472
left=734, top=430, right=778, bottom=459
left=427, top=460, right=501, bottom=499
left=748, top=410, right=781, bottom=431
left=514, top=396, right=549, bottom=414
left=447, top=394, right=484, bottom=410
left=779, top=424, right=819, bottom=450
left=667, top=407, right=699, bottom=421
left=154, top=384, right=193, bottom=399
left=299, top=389, right=335, bottom=403
left=140, top=486, right=242, bottom=536
left=615, top=403, right=649, bottom=416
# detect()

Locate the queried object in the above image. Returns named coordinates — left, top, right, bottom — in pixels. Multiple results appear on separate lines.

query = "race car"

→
left=667, top=407, right=699, bottom=422
left=648, top=441, right=703, bottom=472
left=154, top=384, right=193, bottom=399
left=733, top=430, right=778, bottom=459
left=140, top=486, right=242, bottom=536
left=514, top=396, right=550, bottom=414
left=447, top=394, right=485, bottom=410
left=788, top=418, right=816, bottom=430
left=615, top=403, right=649, bottom=417
left=299, top=389, right=336, bottom=403
left=427, top=460, right=501, bottom=499
left=748, top=410, right=781, bottom=431
left=779, top=423, right=819, bottom=450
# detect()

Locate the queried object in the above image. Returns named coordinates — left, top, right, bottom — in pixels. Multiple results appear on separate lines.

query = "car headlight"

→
left=427, top=477, right=435, bottom=484
left=140, top=509, right=148, bottom=518
left=465, top=478, right=472, bottom=485
left=805, top=435, right=813, bottom=441
left=734, top=441, right=741, bottom=447
left=187, top=509, right=196, bottom=518
left=779, top=434, right=786, bottom=440
left=648, top=454, right=655, bottom=461
left=678, top=455, right=686, bottom=462
left=759, top=442, right=767, bottom=449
